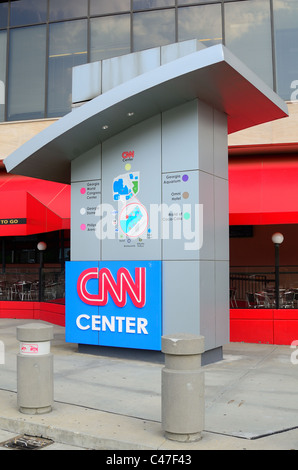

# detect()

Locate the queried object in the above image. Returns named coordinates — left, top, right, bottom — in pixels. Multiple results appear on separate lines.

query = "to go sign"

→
left=0, top=218, right=26, bottom=225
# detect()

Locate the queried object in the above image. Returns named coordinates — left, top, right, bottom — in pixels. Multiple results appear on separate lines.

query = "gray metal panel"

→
left=162, top=260, right=200, bottom=336
left=73, top=40, right=204, bottom=101
left=162, top=169, right=200, bottom=260
left=72, top=61, right=102, bottom=104
left=71, top=145, right=102, bottom=182
left=198, top=260, right=216, bottom=351
left=213, top=109, right=228, bottom=180
left=161, top=39, right=206, bottom=65
left=197, top=100, right=214, bottom=175
left=162, top=259, right=216, bottom=349
left=214, top=177, right=229, bottom=261
left=198, top=171, right=215, bottom=261
left=101, top=115, right=162, bottom=261
left=71, top=180, right=101, bottom=261
left=161, top=100, right=199, bottom=174
left=5, top=44, right=288, bottom=183
left=215, top=260, right=230, bottom=347
left=102, top=48, right=161, bottom=93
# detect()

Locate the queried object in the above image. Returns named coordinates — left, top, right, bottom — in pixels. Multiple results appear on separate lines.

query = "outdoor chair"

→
left=0, top=281, right=8, bottom=301
left=283, top=291, right=295, bottom=308
left=16, top=282, right=32, bottom=301
left=10, top=283, right=18, bottom=300
left=246, top=292, right=256, bottom=308
left=264, top=290, right=275, bottom=308
left=30, top=281, right=39, bottom=300
left=230, top=288, right=238, bottom=308
left=293, top=291, right=298, bottom=308
left=255, top=292, right=268, bottom=308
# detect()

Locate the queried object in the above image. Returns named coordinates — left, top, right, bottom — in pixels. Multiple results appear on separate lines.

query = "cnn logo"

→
left=77, top=267, right=146, bottom=308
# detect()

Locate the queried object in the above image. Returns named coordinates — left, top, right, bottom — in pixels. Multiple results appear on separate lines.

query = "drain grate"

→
left=0, top=434, right=54, bottom=450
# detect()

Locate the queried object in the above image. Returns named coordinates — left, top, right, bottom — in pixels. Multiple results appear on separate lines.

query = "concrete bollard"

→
left=17, top=323, right=54, bottom=415
left=161, top=333, right=205, bottom=442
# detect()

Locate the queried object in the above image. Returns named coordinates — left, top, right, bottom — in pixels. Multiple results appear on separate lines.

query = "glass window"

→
left=273, top=0, right=298, bottom=100
left=8, top=25, right=46, bottom=121
left=133, top=9, right=175, bottom=51
left=178, top=0, right=219, bottom=3
left=178, top=4, right=222, bottom=46
left=0, top=2, right=8, bottom=29
left=48, top=20, right=87, bottom=117
left=0, top=31, right=6, bottom=121
left=225, top=0, right=273, bottom=89
left=90, top=0, right=130, bottom=16
left=49, top=0, right=88, bottom=21
left=133, top=0, right=175, bottom=10
left=90, top=15, right=130, bottom=62
left=10, top=0, right=47, bottom=26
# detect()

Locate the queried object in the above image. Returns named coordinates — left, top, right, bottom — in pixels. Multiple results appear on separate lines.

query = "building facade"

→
left=1, top=0, right=298, bottom=124
left=1, top=0, right=298, bottom=345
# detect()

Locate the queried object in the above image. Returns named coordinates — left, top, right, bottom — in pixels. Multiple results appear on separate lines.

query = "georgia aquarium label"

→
left=65, top=260, right=162, bottom=350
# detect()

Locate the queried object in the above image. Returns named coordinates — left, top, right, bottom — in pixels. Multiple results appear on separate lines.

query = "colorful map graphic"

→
left=119, top=203, right=148, bottom=238
left=113, top=172, right=139, bottom=202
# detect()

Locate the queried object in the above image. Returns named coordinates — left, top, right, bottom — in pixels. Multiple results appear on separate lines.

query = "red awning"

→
left=0, top=161, right=70, bottom=236
left=229, top=154, right=298, bottom=225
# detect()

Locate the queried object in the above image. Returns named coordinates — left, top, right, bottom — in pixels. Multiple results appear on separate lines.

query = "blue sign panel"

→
left=65, top=260, right=162, bottom=350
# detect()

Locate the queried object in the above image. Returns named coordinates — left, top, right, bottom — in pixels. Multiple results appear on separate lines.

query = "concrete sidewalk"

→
left=1, top=318, right=298, bottom=450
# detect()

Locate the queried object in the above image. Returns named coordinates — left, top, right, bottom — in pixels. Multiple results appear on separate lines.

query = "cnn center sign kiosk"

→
left=5, top=41, right=287, bottom=362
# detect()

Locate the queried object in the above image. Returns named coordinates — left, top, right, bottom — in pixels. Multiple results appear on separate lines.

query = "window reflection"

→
left=48, top=20, right=87, bottom=117
left=8, top=26, right=46, bottom=121
left=0, top=31, right=6, bottom=121
left=133, top=0, right=174, bottom=10
left=90, top=15, right=130, bottom=62
left=0, top=0, right=293, bottom=121
left=133, top=9, right=175, bottom=51
left=178, top=0, right=219, bottom=3
left=273, top=0, right=298, bottom=100
left=49, top=0, right=88, bottom=21
left=10, top=0, right=47, bottom=26
left=225, top=0, right=273, bottom=89
left=90, top=0, right=130, bottom=16
left=178, top=4, right=222, bottom=46
left=0, top=2, right=8, bottom=29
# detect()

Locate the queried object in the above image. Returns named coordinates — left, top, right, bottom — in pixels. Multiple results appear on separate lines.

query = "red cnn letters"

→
left=77, top=267, right=146, bottom=308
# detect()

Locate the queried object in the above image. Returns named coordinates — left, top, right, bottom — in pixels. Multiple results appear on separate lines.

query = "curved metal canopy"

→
left=5, top=44, right=288, bottom=184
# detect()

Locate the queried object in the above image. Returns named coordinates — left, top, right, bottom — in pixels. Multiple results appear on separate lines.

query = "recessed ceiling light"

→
left=127, top=112, right=134, bottom=117
left=102, top=125, right=109, bottom=130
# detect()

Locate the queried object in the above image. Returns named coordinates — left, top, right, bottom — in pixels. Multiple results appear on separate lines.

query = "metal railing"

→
left=230, top=268, right=298, bottom=308
left=0, top=267, right=65, bottom=303
left=230, top=273, right=269, bottom=304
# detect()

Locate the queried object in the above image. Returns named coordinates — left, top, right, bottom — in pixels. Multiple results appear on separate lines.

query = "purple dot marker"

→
left=182, top=174, right=189, bottom=182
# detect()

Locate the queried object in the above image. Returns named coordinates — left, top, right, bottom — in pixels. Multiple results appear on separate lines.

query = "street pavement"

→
left=1, top=318, right=298, bottom=451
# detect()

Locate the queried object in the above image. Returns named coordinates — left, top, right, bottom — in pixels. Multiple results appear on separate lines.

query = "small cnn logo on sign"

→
left=122, top=151, right=134, bottom=161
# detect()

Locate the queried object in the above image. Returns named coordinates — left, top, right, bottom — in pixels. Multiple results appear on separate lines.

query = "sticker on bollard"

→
left=20, top=341, right=50, bottom=356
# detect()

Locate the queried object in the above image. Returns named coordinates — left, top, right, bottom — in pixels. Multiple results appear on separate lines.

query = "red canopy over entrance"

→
left=229, top=154, right=298, bottom=225
left=0, top=161, right=70, bottom=235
